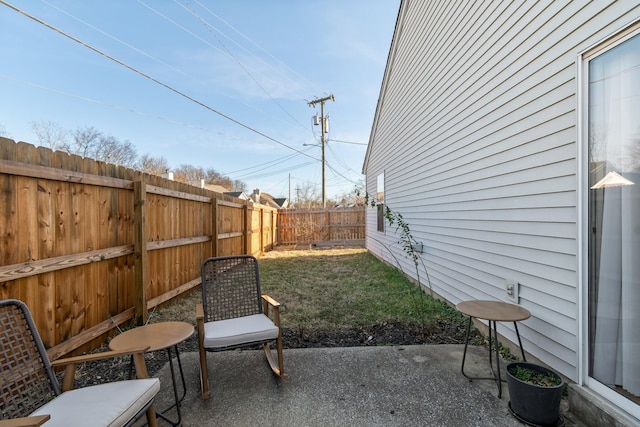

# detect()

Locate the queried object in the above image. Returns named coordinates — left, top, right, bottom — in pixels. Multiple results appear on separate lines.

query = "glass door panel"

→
left=588, top=32, right=640, bottom=401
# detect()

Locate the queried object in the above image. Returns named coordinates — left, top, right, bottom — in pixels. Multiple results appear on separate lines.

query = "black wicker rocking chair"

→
left=196, top=255, right=287, bottom=400
left=0, top=299, right=159, bottom=427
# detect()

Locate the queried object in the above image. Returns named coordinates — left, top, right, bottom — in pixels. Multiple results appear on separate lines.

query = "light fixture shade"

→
left=590, top=171, right=635, bottom=189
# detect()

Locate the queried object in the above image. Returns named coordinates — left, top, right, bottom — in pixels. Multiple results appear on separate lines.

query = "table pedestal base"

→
left=128, top=344, right=187, bottom=427
left=460, top=316, right=527, bottom=398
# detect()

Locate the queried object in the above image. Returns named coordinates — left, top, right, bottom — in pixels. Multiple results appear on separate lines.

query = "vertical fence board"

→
left=83, top=157, right=99, bottom=336
left=119, top=166, right=135, bottom=312
left=37, top=146, right=56, bottom=344
left=146, top=193, right=157, bottom=299
left=164, top=194, right=174, bottom=296
left=211, top=195, right=218, bottom=257
left=0, top=139, right=16, bottom=301
left=96, top=161, right=111, bottom=327
left=106, top=163, right=120, bottom=319
left=134, top=178, right=147, bottom=324
left=52, top=151, right=71, bottom=342
left=69, top=154, right=86, bottom=338
left=0, top=140, right=17, bottom=271
left=16, top=143, right=39, bottom=320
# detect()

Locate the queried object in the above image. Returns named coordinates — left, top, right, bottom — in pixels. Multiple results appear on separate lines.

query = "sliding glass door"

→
left=588, top=30, right=640, bottom=404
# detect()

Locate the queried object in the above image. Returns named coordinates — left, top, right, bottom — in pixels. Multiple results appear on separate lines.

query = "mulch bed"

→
left=67, top=320, right=477, bottom=388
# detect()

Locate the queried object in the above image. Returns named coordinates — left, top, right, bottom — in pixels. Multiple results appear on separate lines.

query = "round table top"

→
left=109, top=321, right=194, bottom=352
left=455, top=300, right=531, bottom=322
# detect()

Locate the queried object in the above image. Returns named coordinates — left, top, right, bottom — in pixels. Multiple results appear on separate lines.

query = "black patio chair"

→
left=196, top=255, right=287, bottom=400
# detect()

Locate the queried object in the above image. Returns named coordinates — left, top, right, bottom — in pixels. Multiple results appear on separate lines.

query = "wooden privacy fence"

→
left=0, top=138, right=277, bottom=360
left=277, top=207, right=365, bottom=244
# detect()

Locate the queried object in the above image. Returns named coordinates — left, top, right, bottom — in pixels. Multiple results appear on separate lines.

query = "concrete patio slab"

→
left=142, top=344, right=579, bottom=427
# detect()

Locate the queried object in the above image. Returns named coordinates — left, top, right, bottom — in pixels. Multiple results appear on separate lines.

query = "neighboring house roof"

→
left=272, top=198, right=289, bottom=209
left=224, top=191, right=250, bottom=200
left=257, top=194, right=286, bottom=209
left=249, top=189, right=288, bottom=208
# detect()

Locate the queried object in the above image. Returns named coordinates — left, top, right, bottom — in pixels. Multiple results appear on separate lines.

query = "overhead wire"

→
left=223, top=148, right=314, bottom=175
left=233, top=160, right=318, bottom=181
left=326, top=142, right=363, bottom=176
left=0, top=0, right=317, bottom=161
left=190, top=0, right=326, bottom=97
left=40, top=0, right=201, bottom=84
left=137, top=0, right=314, bottom=136
left=328, top=138, right=367, bottom=146
left=0, top=74, right=226, bottom=135
left=35, top=0, right=305, bottom=149
left=3, top=1, right=361, bottom=196
left=177, top=0, right=311, bottom=133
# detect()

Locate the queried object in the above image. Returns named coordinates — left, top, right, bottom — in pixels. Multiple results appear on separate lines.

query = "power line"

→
left=178, top=0, right=310, bottom=133
left=137, top=0, right=314, bottom=137
left=41, top=0, right=306, bottom=141
left=0, top=0, right=315, bottom=160
left=190, top=0, right=325, bottom=97
left=2, top=1, right=364, bottom=197
left=40, top=0, right=201, bottom=85
left=223, top=149, right=313, bottom=175
left=0, top=74, right=224, bottom=134
left=328, top=138, right=367, bottom=146
left=233, top=160, right=317, bottom=181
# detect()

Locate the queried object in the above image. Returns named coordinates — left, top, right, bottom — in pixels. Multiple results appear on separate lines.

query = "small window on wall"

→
left=377, top=172, right=384, bottom=232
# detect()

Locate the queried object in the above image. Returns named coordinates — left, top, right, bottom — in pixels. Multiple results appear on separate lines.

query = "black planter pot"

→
left=506, top=362, right=564, bottom=426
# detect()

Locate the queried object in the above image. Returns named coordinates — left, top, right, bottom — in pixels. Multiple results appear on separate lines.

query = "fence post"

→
left=134, top=176, right=148, bottom=325
left=244, top=202, right=250, bottom=254
left=260, top=208, right=264, bottom=253
left=271, top=209, right=276, bottom=249
left=325, top=209, right=331, bottom=241
left=211, top=196, right=218, bottom=257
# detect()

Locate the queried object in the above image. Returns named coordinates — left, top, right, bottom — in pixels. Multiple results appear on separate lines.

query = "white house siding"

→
left=364, top=0, right=640, bottom=381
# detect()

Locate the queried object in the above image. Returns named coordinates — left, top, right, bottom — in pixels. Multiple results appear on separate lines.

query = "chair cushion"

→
left=204, top=314, right=279, bottom=348
left=30, top=378, right=160, bottom=427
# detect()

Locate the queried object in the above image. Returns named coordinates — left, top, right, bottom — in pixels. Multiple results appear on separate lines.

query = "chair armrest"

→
left=50, top=347, right=149, bottom=367
left=261, top=295, right=282, bottom=327
left=50, top=347, right=151, bottom=392
left=261, top=294, right=281, bottom=308
left=0, top=415, right=50, bottom=427
left=196, top=303, right=204, bottom=322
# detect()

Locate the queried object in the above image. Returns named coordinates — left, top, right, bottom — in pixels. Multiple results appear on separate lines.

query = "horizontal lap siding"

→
left=365, top=0, right=640, bottom=379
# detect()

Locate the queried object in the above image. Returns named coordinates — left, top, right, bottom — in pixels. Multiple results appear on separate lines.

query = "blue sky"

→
left=0, top=1, right=399, bottom=200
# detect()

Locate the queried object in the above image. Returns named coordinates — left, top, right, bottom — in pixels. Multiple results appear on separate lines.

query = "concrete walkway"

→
left=143, top=344, right=578, bottom=427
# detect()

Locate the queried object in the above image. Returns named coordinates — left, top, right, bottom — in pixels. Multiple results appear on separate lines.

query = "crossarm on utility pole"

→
left=307, top=94, right=335, bottom=107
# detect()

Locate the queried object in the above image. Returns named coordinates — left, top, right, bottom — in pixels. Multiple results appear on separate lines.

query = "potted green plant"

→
left=506, top=362, right=564, bottom=426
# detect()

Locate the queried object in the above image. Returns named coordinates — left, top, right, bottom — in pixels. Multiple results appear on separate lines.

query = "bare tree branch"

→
left=29, top=120, right=69, bottom=150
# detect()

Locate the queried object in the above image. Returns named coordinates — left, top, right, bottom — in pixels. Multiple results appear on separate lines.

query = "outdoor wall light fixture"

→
left=590, top=171, right=635, bottom=189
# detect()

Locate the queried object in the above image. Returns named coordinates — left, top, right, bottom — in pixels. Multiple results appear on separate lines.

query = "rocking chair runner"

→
left=0, top=299, right=160, bottom=427
left=196, top=255, right=287, bottom=400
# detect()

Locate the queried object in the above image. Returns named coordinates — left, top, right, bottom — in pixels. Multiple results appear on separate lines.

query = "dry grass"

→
left=150, top=247, right=467, bottom=337
left=73, top=247, right=472, bottom=387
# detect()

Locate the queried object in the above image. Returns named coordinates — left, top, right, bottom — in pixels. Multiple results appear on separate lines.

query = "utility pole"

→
left=308, top=94, right=334, bottom=208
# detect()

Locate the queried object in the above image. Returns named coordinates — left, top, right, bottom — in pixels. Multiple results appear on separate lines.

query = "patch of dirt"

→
left=66, top=320, right=477, bottom=388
